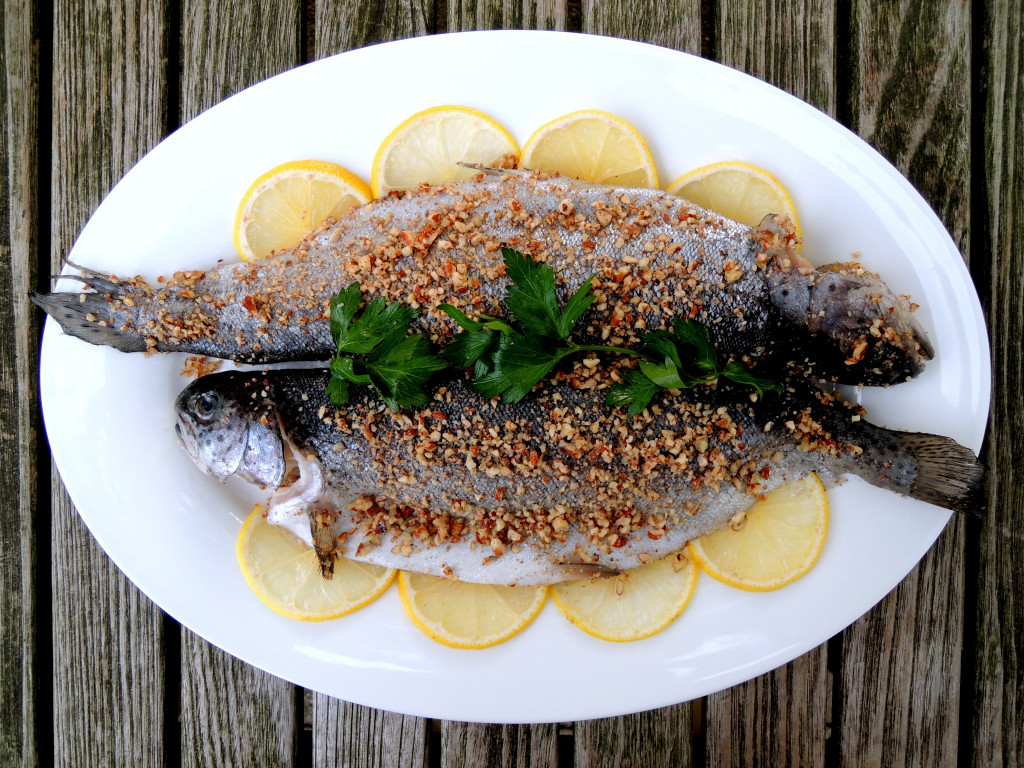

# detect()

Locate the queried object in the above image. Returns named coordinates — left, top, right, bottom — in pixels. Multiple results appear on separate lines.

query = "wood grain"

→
left=311, top=694, right=427, bottom=768
left=180, top=0, right=304, bottom=119
left=22, top=2, right=1022, bottom=765
left=315, top=0, right=435, bottom=55
left=704, top=3, right=836, bottom=766
left=440, top=722, right=557, bottom=768
left=705, top=653, right=829, bottom=768
left=50, top=1, right=170, bottom=765
left=718, top=0, right=837, bottom=116
left=574, top=706, right=692, bottom=767
left=177, top=2, right=305, bottom=765
left=180, top=630, right=298, bottom=767
left=850, top=0, right=971, bottom=249
left=972, top=0, right=1023, bottom=765
left=838, top=521, right=966, bottom=765
left=838, top=1, right=971, bottom=765
left=447, top=0, right=566, bottom=31
left=581, top=0, right=700, bottom=54
left=0, top=0, right=40, bottom=765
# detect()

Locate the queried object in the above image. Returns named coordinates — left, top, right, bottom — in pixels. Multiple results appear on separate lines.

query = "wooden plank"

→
left=574, top=707, right=692, bottom=768
left=705, top=653, right=828, bottom=768
left=441, top=722, right=558, bottom=768
left=447, top=0, right=566, bottom=31
left=972, top=0, right=1024, bottom=765
left=180, top=0, right=304, bottom=119
left=177, top=2, right=303, bottom=765
left=838, top=1, right=970, bottom=765
left=308, top=7, right=435, bottom=766
left=717, top=0, right=836, bottom=116
left=50, top=1, right=170, bottom=765
left=312, top=694, right=427, bottom=768
left=581, top=0, right=700, bottom=54
left=849, top=0, right=971, bottom=249
left=180, top=629, right=298, bottom=767
left=315, top=0, right=434, bottom=52
left=839, top=523, right=966, bottom=764
left=704, top=3, right=835, bottom=766
left=0, top=1, right=40, bottom=765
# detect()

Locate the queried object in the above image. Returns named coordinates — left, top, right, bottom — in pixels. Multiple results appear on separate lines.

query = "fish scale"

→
left=36, top=171, right=931, bottom=385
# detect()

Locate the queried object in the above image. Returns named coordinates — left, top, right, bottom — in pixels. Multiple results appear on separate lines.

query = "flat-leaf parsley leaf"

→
left=327, top=283, right=448, bottom=410
left=438, top=249, right=780, bottom=409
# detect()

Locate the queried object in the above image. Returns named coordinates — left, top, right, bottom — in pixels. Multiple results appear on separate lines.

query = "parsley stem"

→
left=561, top=344, right=659, bottom=363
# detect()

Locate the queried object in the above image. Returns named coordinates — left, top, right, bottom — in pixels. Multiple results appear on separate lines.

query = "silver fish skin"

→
left=174, top=367, right=982, bottom=586
left=37, top=171, right=931, bottom=386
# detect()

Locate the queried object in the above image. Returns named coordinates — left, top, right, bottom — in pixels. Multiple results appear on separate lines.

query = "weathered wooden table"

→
left=2, top=1, right=1021, bottom=765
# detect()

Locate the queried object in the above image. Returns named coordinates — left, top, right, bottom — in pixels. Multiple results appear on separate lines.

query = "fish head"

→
left=769, top=263, right=934, bottom=385
left=174, top=371, right=286, bottom=487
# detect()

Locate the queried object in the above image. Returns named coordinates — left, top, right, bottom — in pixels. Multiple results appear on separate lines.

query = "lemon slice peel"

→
left=687, top=474, right=828, bottom=592
left=371, top=105, right=519, bottom=198
left=237, top=504, right=395, bottom=621
left=520, top=109, right=658, bottom=188
left=397, top=571, right=547, bottom=649
left=665, top=160, right=801, bottom=242
left=551, top=552, right=698, bottom=642
left=233, top=159, right=371, bottom=263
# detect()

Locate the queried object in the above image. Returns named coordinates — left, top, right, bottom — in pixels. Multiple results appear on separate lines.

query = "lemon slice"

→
left=519, top=110, right=658, bottom=188
left=688, top=474, right=828, bottom=591
left=233, top=160, right=371, bottom=263
left=397, top=571, right=547, bottom=649
left=237, top=505, right=395, bottom=621
left=371, top=105, right=519, bottom=197
left=551, top=552, right=698, bottom=642
left=665, top=161, right=801, bottom=238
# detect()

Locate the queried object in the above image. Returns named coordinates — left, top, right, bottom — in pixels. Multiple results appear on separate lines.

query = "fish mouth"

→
left=175, top=419, right=201, bottom=466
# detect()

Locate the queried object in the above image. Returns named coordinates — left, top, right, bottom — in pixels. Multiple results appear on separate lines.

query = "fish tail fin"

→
left=890, top=431, right=986, bottom=516
left=30, top=269, right=150, bottom=353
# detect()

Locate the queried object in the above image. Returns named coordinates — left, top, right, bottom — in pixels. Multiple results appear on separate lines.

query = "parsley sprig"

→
left=439, top=249, right=638, bottom=403
left=606, top=318, right=783, bottom=414
left=327, top=283, right=448, bottom=411
left=440, top=248, right=781, bottom=410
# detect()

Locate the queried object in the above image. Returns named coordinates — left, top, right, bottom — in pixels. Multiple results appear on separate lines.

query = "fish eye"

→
left=191, top=392, right=220, bottom=422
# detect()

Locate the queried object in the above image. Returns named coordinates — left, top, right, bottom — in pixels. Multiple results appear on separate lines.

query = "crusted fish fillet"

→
left=174, top=366, right=982, bottom=586
left=36, top=171, right=931, bottom=385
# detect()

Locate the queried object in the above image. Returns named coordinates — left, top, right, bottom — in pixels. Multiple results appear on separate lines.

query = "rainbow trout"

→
left=36, top=171, right=931, bottom=386
left=174, top=366, right=982, bottom=586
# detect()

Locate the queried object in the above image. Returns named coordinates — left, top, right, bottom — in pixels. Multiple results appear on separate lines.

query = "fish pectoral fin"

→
left=310, top=508, right=341, bottom=580
left=555, top=562, right=620, bottom=581
left=455, top=161, right=506, bottom=175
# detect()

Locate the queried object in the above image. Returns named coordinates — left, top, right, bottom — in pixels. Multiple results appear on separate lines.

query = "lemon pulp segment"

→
left=398, top=571, right=547, bottom=649
left=666, top=160, right=801, bottom=239
left=551, top=552, right=698, bottom=642
left=233, top=159, right=371, bottom=262
left=237, top=505, right=395, bottom=621
left=519, top=110, right=658, bottom=188
left=371, top=105, right=519, bottom=197
left=688, top=474, right=828, bottom=591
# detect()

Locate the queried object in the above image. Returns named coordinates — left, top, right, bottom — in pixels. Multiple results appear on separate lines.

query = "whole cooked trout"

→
left=174, top=366, right=982, bottom=586
left=37, top=171, right=931, bottom=385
